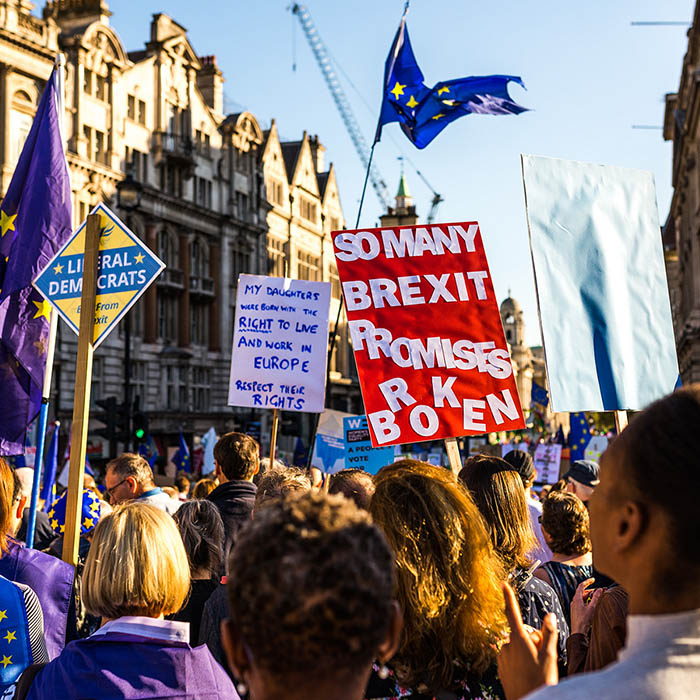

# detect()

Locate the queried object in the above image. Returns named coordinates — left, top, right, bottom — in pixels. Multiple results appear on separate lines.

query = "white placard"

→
left=584, top=435, right=608, bottom=463
left=533, top=443, right=563, bottom=485
left=228, top=274, right=331, bottom=413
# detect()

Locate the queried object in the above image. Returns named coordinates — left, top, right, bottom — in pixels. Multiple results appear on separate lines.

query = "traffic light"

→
left=132, top=410, right=149, bottom=444
left=94, top=396, right=129, bottom=444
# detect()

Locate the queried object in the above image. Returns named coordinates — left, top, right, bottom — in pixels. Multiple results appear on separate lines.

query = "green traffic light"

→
left=135, top=428, right=145, bottom=440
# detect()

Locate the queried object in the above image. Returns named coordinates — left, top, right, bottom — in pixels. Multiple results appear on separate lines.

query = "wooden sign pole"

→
left=268, top=408, right=279, bottom=469
left=62, top=214, right=100, bottom=566
left=614, top=410, right=628, bottom=434
left=444, top=437, right=462, bottom=476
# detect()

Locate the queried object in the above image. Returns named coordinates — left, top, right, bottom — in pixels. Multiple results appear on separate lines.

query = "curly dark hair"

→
left=541, top=488, right=591, bottom=557
left=173, top=499, right=225, bottom=575
left=227, top=491, right=395, bottom=676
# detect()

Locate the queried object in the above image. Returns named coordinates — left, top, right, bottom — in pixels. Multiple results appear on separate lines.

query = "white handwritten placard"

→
left=228, top=274, right=331, bottom=413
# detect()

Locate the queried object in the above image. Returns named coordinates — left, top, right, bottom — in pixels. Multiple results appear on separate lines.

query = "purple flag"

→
left=0, top=67, right=72, bottom=454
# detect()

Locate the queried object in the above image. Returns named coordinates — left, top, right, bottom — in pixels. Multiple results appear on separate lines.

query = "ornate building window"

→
left=300, top=196, right=318, bottom=224
left=268, top=237, right=285, bottom=277
left=192, top=367, right=211, bottom=411
left=297, top=251, right=320, bottom=281
left=157, top=230, right=179, bottom=269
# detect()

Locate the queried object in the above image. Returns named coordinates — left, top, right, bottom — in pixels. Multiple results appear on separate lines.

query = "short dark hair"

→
left=173, top=500, right=224, bottom=576
left=503, top=449, right=536, bottom=488
left=541, top=491, right=590, bottom=556
left=174, top=475, right=190, bottom=494
left=255, top=466, right=310, bottom=508
left=106, top=453, right=154, bottom=486
left=615, top=385, right=700, bottom=571
left=227, top=492, right=395, bottom=679
left=329, top=469, right=375, bottom=510
left=213, top=432, right=259, bottom=481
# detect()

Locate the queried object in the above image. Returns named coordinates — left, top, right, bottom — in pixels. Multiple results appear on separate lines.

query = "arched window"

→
left=157, top=230, right=179, bottom=268
left=190, top=238, right=209, bottom=278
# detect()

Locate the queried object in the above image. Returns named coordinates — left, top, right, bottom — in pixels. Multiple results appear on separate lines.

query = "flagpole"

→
left=306, top=141, right=378, bottom=470
left=26, top=53, right=68, bottom=548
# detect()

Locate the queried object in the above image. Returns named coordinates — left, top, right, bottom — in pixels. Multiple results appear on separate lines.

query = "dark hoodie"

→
left=206, top=479, right=256, bottom=561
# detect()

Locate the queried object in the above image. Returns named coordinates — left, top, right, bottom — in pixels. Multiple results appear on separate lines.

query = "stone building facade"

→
left=663, top=1, right=700, bottom=384
left=0, top=0, right=355, bottom=464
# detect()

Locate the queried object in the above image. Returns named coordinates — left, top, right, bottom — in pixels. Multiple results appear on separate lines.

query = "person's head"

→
left=371, top=460, right=507, bottom=691
left=459, top=455, right=537, bottom=573
left=254, top=466, right=311, bottom=509
left=563, top=459, right=599, bottom=502
left=193, top=478, right=217, bottom=499
left=223, top=491, right=400, bottom=698
left=174, top=475, right=190, bottom=496
left=213, top=432, right=260, bottom=483
left=540, top=490, right=591, bottom=557
left=503, top=449, right=536, bottom=491
left=590, top=386, right=700, bottom=610
left=0, top=460, right=26, bottom=549
left=47, top=488, right=103, bottom=539
left=328, top=468, right=376, bottom=510
left=173, top=499, right=224, bottom=578
left=105, top=453, right=155, bottom=505
left=83, top=502, right=190, bottom=619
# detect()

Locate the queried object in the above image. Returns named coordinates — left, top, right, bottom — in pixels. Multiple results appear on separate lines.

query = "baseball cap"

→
left=563, top=459, right=600, bottom=487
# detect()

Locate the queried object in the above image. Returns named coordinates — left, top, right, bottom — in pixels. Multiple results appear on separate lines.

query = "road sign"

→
left=33, top=203, right=164, bottom=348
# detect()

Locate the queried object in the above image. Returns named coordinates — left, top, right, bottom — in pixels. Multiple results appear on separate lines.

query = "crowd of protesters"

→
left=0, top=384, right=698, bottom=698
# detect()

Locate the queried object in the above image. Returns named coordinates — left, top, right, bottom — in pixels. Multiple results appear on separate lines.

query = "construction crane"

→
left=291, top=3, right=391, bottom=210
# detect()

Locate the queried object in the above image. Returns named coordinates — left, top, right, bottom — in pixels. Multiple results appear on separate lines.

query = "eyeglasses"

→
left=106, top=478, right=129, bottom=499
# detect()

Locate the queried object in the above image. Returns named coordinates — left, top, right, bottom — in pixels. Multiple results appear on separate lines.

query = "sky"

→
left=106, top=0, right=693, bottom=345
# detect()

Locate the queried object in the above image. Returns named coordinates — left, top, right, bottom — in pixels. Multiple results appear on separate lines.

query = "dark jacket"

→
left=17, top=510, right=56, bottom=552
left=206, top=480, right=256, bottom=562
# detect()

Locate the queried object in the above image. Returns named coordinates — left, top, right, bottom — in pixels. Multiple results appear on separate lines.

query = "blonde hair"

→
left=83, top=503, right=190, bottom=619
left=371, top=460, right=507, bottom=690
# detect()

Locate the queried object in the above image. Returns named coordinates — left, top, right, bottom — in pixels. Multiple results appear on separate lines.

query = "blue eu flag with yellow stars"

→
left=172, top=430, right=190, bottom=472
left=568, top=412, right=591, bottom=461
left=0, top=67, right=72, bottom=454
left=375, top=16, right=528, bottom=149
left=47, top=488, right=102, bottom=538
left=0, top=574, right=33, bottom=692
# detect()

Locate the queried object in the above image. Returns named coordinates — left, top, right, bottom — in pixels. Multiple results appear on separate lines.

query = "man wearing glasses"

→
left=104, top=453, right=180, bottom=514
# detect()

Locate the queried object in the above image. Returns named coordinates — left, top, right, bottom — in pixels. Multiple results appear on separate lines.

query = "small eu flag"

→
left=172, top=430, right=190, bottom=472
left=568, top=412, right=591, bottom=461
left=0, top=67, right=72, bottom=454
left=375, top=15, right=528, bottom=149
left=531, top=380, right=550, bottom=408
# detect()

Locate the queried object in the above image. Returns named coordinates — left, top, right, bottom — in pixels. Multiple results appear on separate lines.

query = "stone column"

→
left=144, top=222, right=157, bottom=343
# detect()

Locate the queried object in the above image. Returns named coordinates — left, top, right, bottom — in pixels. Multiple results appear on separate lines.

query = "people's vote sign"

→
left=333, top=222, right=525, bottom=447
left=228, top=275, right=331, bottom=413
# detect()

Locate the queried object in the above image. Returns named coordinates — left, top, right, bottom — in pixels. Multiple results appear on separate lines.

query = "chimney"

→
left=197, top=55, right=224, bottom=115
left=309, top=134, right=325, bottom=172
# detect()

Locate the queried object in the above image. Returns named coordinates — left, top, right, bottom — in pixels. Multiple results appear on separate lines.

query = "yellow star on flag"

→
left=83, top=517, right=94, bottom=530
left=32, top=299, right=52, bottom=321
left=53, top=263, right=64, bottom=274
left=51, top=519, right=59, bottom=530
left=431, top=113, right=445, bottom=120
left=406, top=95, right=418, bottom=108
left=48, top=509, right=55, bottom=519
left=390, top=81, right=406, bottom=99
left=442, top=99, right=456, bottom=106
left=134, top=252, right=145, bottom=264
left=0, top=610, right=7, bottom=622
left=1, top=655, right=12, bottom=669
left=437, top=86, right=450, bottom=95
left=3, top=631, right=16, bottom=644
left=0, top=211, right=17, bottom=237
left=60, top=524, right=65, bottom=533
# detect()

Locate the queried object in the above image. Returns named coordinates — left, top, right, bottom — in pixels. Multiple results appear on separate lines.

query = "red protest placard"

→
left=332, top=221, right=525, bottom=447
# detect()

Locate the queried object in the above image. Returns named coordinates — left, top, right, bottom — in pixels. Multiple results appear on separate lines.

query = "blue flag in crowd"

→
left=200, top=427, right=216, bottom=475
left=40, top=422, right=59, bottom=510
left=531, top=380, right=549, bottom=408
left=139, top=434, right=159, bottom=468
left=172, top=430, right=190, bottom=472
left=0, top=67, right=72, bottom=454
left=375, top=17, right=527, bottom=149
left=568, top=412, right=591, bottom=461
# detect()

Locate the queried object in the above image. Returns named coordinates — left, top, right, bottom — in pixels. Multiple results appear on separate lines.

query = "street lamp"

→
left=116, top=164, right=143, bottom=452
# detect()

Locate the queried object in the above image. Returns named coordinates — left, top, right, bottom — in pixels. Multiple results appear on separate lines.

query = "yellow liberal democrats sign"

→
left=33, top=203, right=165, bottom=348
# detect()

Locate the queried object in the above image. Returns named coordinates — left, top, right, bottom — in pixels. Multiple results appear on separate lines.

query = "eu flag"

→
left=0, top=67, right=72, bottom=454
left=375, top=18, right=528, bottom=149
left=172, top=430, right=190, bottom=472
left=40, top=422, right=59, bottom=510
left=531, top=380, right=550, bottom=408
left=568, top=412, right=591, bottom=461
